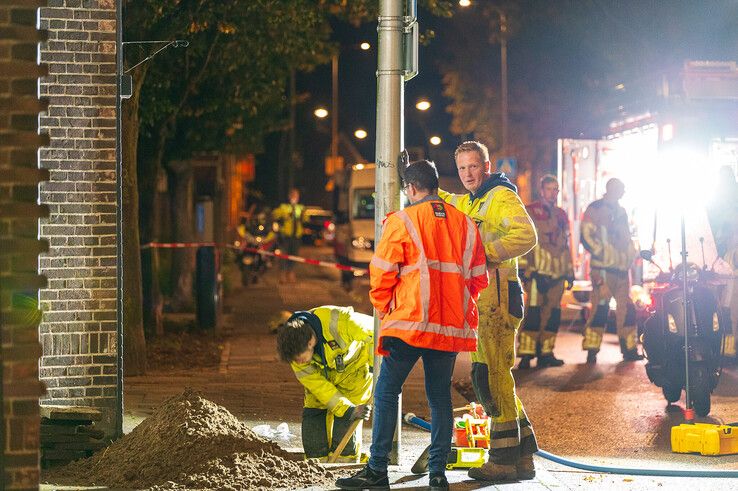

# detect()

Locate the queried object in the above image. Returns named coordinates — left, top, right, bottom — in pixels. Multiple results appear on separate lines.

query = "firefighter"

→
left=272, top=187, right=305, bottom=283
left=581, top=178, right=642, bottom=363
left=276, top=305, right=373, bottom=463
left=337, top=160, right=488, bottom=491
left=439, top=141, right=539, bottom=482
left=518, top=175, right=575, bottom=369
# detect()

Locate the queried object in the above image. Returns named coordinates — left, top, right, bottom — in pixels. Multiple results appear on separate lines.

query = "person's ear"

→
left=484, top=160, right=492, bottom=174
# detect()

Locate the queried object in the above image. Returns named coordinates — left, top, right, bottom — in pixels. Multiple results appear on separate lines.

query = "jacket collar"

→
left=469, top=172, right=517, bottom=202
left=407, top=193, right=442, bottom=207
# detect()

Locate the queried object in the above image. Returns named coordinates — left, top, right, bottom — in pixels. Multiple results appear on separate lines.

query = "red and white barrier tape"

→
left=140, top=242, right=368, bottom=275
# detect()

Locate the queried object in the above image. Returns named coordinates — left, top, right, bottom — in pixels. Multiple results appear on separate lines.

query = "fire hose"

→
left=403, top=413, right=738, bottom=478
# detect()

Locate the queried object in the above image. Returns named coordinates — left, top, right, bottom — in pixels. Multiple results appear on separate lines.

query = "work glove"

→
left=564, top=275, right=576, bottom=290
left=350, top=404, right=372, bottom=421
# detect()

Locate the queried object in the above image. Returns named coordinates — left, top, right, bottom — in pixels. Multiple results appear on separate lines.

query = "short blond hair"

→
left=454, top=141, right=489, bottom=163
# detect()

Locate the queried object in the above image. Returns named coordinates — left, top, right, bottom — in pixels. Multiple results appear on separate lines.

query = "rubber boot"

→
left=537, top=354, right=564, bottom=368
left=622, top=349, right=644, bottom=361
left=518, top=355, right=533, bottom=370
left=516, top=454, right=536, bottom=480
left=467, top=462, right=517, bottom=482
left=586, top=350, right=597, bottom=365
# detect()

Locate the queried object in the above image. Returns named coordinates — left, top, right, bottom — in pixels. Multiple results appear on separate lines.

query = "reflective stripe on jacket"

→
left=289, top=306, right=373, bottom=417
left=439, top=185, right=537, bottom=311
left=523, top=201, right=574, bottom=279
left=580, top=198, right=635, bottom=272
left=272, top=203, right=305, bottom=237
left=369, top=197, right=489, bottom=354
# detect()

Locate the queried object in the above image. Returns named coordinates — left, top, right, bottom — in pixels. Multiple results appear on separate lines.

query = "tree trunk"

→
left=168, top=160, right=196, bottom=312
left=121, top=68, right=148, bottom=375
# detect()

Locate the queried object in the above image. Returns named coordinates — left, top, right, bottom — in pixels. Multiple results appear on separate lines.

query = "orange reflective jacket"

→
left=369, top=197, right=489, bottom=354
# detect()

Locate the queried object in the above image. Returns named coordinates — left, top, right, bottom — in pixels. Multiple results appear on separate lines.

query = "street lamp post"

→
left=331, top=53, right=339, bottom=159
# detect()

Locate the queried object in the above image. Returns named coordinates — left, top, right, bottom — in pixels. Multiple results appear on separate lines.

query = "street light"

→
left=354, top=128, right=368, bottom=139
left=458, top=0, right=471, bottom=6
left=360, top=42, right=371, bottom=51
left=314, top=107, right=329, bottom=119
left=429, top=136, right=442, bottom=146
left=415, top=99, right=431, bottom=111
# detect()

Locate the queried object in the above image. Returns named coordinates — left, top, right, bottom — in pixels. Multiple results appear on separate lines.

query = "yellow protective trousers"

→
left=471, top=285, right=538, bottom=465
left=519, top=277, right=565, bottom=356
left=582, top=268, right=637, bottom=353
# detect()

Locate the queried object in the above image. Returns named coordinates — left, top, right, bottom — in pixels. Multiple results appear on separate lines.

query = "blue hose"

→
left=402, top=413, right=738, bottom=478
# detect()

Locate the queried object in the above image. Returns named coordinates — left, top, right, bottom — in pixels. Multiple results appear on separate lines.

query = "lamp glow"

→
left=360, top=42, right=371, bottom=51
left=415, top=100, right=431, bottom=111
left=314, top=107, right=328, bottom=119
left=354, top=129, right=368, bottom=139
left=429, top=136, right=442, bottom=146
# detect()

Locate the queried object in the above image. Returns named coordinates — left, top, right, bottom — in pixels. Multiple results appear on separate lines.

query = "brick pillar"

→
left=1, top=2, right=49, bottom=489
left=37, top=0, right=119, bottom=437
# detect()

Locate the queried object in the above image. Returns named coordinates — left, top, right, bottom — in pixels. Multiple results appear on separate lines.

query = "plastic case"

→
left=671, top=423, right=738, bottom=456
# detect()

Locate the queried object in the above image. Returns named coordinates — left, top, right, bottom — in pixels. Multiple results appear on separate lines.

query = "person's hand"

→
left=350, top=404, right=372, bottom=421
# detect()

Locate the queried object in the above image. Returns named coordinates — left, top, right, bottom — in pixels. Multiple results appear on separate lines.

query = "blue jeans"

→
left=369, top=337, right=458, bottom=475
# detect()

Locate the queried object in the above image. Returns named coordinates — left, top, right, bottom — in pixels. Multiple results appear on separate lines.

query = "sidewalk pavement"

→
left=123, top=250, right=738, bottom=490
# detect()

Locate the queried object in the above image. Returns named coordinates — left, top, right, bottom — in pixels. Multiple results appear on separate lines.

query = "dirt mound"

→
left=45, top=388, right=335, bottom=490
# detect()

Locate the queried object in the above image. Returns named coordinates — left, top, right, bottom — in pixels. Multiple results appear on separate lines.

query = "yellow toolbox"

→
left=671, top=423, right=738, bottom=456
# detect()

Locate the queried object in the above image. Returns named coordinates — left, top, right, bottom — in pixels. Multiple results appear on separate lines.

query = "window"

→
left=353, top=188, right=375, bottom=219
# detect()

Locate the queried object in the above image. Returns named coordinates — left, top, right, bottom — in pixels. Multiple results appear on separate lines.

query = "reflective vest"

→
left=523, top=200, right=574, bottom=279
left=439, top=184, right=537, bottom=311
left=580, top=198, right=635, bottom=272
left=369, top=197, right=489, bottom=354
left=289, top=306, right=373, bottom=417
left=273, top=202, right=305, bottom=238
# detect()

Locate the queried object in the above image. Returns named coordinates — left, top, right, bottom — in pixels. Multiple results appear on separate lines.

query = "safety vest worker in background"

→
left=440, top=141, right=539, bottom=483
left=272, top=187, right=305, bottom=283
left=276, top=305, right=373, bottom=463
left=580, top=178, right=642, bottom=364
left=337, top=160, right=488, bottom=491
left=518, top=174, right=575, bottom=369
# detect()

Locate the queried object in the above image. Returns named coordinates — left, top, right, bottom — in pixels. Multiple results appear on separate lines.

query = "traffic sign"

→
left=496, top=157, right=517, bottom=177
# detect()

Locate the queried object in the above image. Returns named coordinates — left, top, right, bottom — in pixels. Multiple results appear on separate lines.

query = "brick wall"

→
left=37, top=0, right=119, bottom=436
left=1, top=1, right=49, bottom=488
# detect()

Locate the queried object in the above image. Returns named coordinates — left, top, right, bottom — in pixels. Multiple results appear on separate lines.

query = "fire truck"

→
left=559, top=61, right=738, bottom=290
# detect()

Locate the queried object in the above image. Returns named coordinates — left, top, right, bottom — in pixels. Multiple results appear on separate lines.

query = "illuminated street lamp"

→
left=360, top=42, right=371, bottom=51
left=415, top=99, right=431, bottom=111
left=458, top=0, right=471, bottom=6
left=314, top=107, right=329, bottom=119
left=354, top=128, right=368, bottom=139
left=429, top=136, right=442, bottom=146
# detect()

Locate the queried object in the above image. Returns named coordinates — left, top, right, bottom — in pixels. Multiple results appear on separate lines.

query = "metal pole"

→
left=115, top=0, right=125, bottom=439
left=499, top=12, right=508, bottom=156
left=680, top=214, right=692, bottom=419
left=331, top=53, right=339, bottom=159
left=375, top=0, right=404, bottom=465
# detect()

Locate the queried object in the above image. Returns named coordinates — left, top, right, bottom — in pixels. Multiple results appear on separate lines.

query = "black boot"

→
left=623, top=349, right=644, bottom=361
left=429, top=473, right=449, bottom=491
left=335, top=466, right=390, bottom=490
left=518, top=354, right=533, bottom=369
left=537, top=354, right=565, bottom=367
left=586, top=350, right=597, bottom=364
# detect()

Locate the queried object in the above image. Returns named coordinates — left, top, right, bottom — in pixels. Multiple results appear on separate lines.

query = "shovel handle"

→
left=328, top=418, right=363, bottom=463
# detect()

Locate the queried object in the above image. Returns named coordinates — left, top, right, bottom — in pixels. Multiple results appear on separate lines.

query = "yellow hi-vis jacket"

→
left=290, top=306, right=373, bottom=418
left=522, top=200, right=574, bottom=280
left=580, top=198, right=635, bottom=272
left=272, top=202, right=305, bottom=238
left=440, top=174, right=537, bottom=310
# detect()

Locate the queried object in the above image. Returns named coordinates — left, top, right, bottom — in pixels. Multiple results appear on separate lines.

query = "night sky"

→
left=256, top=0, right=738, bottom=207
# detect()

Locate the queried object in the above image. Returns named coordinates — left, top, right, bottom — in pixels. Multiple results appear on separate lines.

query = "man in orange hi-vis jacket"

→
left=337, top=160, right=488, bottom=491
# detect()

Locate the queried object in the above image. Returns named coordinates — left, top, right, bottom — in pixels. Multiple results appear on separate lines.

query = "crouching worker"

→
left=276, top=305, right=374, bottom=462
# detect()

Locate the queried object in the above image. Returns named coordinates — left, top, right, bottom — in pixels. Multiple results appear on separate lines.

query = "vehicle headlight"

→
left=713, top=312, right=720, bottom=332
left=351, top=236, right=373, bottom=250
left=667, top=314, right=678, bottom=333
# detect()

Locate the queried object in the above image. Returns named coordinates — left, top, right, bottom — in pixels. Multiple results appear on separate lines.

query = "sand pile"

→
left=46, top=389, right=335, bottom=490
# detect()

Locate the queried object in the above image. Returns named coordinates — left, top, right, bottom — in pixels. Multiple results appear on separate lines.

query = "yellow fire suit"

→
left=580, top=198, right=638, bottom=354
left=440, top=173, right=539, bottom=465
left=519, top=201, right=574, bottom=356
left=289, top=306, right=373, bottom=461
